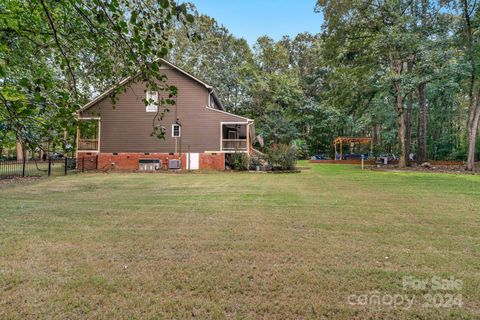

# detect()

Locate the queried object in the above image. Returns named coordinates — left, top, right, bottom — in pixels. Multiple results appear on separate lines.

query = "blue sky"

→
left=189, top=0, right=323, bottom=46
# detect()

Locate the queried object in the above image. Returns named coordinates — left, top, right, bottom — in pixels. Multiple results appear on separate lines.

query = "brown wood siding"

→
left=81, top=66, right=249, bottom=153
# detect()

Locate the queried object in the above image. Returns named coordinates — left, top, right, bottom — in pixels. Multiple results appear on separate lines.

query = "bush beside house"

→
left=227, top=144, right=298, bottom=172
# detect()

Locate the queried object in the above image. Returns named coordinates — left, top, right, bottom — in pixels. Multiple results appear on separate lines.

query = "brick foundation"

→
left=76, top=152, right=99, bottom=171
left=200, top=153, right=225, bottom=170
left=77, top=152, right=225, bottom=171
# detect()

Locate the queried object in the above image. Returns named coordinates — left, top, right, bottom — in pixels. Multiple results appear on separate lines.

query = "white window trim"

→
left=146, top=91, right=158, bottom=112
left=172, top=124, right=181, bottom=137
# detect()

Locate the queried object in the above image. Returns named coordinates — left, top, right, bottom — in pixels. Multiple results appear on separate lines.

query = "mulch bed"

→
left=0, top=176, right=43, bottom=188
left=247, top=169, right=301, bottom=174
left=370, top=163, right=480, bottom=175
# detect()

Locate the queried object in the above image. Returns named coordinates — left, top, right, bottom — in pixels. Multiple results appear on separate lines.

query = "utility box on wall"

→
left=168, top=159, right=181, bottom=170
left=139, top=159, right=160, bottom=171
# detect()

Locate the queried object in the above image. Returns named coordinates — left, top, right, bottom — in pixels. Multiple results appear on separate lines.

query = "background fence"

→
left=0, top=156, right=97, bottom=179
left=76, top=155, right=98, bottom=172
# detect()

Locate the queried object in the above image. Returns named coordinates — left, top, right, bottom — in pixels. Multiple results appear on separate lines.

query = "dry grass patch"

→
left=1, top=163, right=479, bottom=319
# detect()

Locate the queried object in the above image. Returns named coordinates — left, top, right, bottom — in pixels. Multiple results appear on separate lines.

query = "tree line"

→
left=168, top=1, right=480, bottom=170
left=1, top=1, right=480, bottom=170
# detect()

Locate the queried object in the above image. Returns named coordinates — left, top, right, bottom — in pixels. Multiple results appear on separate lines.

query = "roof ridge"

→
left=78, top=58, right=222, bottom=114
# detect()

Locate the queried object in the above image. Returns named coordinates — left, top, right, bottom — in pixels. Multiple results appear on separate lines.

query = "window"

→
left=146, top=91, right=158, bottom=112
left=172, top=124, right=181, bottom=137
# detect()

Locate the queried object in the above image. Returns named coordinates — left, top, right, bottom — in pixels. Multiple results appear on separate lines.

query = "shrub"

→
left=292, top=139, right=309, bottom=159
left=248, top=154, right=264, bottom=170
left=265, top=144, right=297, bottom=171
left=227, top=152, right=249, bottom=171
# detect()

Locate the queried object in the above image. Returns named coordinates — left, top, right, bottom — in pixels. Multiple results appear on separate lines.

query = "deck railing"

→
left=222, top=139, right=247, bottom=151
left=78, top=139, right=98, bottom=151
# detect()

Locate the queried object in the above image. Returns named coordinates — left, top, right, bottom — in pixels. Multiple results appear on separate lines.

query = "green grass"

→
left=1, top=163, right=479, bottom=319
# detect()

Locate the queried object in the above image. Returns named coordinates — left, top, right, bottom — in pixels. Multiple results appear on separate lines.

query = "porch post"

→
left=76, top=125, right=80, bottom=159
left=246, top=123, right=250, bottom=154
left=97, top=120, right=101, bottom=152
left=340, top=140, right=343, bottom=161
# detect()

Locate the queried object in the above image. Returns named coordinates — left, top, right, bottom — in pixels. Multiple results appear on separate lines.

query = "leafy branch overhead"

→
left=0, top=0, right=194, bottom=146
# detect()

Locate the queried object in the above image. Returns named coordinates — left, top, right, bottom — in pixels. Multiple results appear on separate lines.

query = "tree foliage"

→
left=0, top=0, right=193, bottom=153
left=2, top=1, right=480, bottom=170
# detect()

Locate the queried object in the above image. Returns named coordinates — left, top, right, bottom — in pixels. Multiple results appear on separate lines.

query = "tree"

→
left=316, top=1, right=411, bottom=166
left=316, top=0, right=458, bottom=166
left=455, top=0, right=480, bottom=170
left=0, top=0, right=193, bottom=153
left=248, top=37, right=304, bottom=146
left=412, top=0, right=456, bottom=164
left=167, top=14, right=255, bottom=113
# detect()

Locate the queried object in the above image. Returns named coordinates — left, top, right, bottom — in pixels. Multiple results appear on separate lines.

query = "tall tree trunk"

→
left=466, top=90, right=480, bottom=171
left=395, top=81, right=407, bottom=168
left=16, top=140, right=23, bottom=161
left=462, top=0, right=478, bottom=171
left=405, top=61, right=414, bottom=164
left=417, top=82, right=427, bottom=163
left=405, top=92, right=413, bottom=164
left=415, top=0, right=429, bottom=164
left=388, top=48, right=407, bottom=167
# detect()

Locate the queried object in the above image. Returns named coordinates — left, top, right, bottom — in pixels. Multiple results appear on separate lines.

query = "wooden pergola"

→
left=334, top=137, right=373, bottom=160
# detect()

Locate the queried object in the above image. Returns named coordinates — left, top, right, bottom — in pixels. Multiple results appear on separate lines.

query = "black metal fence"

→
left=0, top=157, right=96, bottom=179
left=77, top=155, right=98, bottom=172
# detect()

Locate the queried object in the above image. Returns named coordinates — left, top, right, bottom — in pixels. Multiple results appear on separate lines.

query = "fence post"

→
left=64, top=157, right=68, bottom=176
left=187, top=145, right=191, bottom=172
left=22, top=157, right=26, bottom=177
left=48, top=158, right=51, bottom=177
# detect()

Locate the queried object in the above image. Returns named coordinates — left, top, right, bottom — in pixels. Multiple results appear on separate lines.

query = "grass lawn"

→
left=1, top=163, right=479, bottom=319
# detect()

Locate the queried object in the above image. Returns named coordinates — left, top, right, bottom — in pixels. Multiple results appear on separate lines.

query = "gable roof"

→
left=78, top=58, right=224, bottom=114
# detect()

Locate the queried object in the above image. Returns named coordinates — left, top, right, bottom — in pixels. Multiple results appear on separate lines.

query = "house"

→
left=76, top=59, right=254, bottom=171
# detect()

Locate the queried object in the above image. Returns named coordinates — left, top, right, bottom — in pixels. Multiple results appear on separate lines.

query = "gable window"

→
left=172, top=124, right=181, bottom=137
left=146, top=91, right=158, bottom=112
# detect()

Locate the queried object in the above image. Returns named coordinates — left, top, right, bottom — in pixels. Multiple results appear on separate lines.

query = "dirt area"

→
left=370, top=163, right=480, bottom=175
left=0, top=176, right=42, bottom=188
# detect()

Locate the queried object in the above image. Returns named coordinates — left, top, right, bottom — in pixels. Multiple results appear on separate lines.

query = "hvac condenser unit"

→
left=139, top=159, right=160, bottom=171
left=168, top=159, right=181, bottom=170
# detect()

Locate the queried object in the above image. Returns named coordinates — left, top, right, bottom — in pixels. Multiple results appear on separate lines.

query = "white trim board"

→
left=78, top=116, right=101, bottom=120
left=206, top=107, right=253, bottom=122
